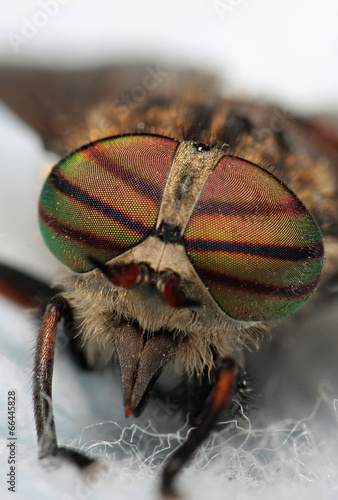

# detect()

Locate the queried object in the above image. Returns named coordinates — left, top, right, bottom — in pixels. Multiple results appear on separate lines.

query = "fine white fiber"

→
left=0, top=293, right=338, bottom=500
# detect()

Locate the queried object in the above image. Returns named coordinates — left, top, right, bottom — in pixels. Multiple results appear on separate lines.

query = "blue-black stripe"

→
left=186, top=238, right=324, bottom=261
left=198, top=267, right=321, bottom=298
left=49, top=169, right=151, bottom=235
left=39, top=204, right=128, bottom=254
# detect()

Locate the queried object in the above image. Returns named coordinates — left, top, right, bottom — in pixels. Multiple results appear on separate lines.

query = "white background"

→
left=0, top=1, right=338, bottom=499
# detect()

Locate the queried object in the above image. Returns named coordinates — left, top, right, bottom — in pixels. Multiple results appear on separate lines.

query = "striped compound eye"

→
left=184, top=156, right=324, bottom=321
left=39, top=135, right=178, bottom=272
left=39, top=134, right=324, bottom=322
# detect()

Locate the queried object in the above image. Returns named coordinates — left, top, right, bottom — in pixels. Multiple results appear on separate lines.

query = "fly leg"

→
left=33, top=295, right=94, bottom=467
left=160, top=357, right=239, bottom=498
left=0, top=262, right=56, bottom=311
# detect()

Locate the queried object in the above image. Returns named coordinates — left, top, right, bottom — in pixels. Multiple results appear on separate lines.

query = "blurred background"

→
left=1, top=0, right=338, bottom=108
left=0, top=1, right=338, bottom=499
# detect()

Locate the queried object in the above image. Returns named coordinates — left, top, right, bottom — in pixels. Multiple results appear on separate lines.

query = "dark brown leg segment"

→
left=160, top=357, right=238, bottom=498
left=0, top=262, right=56, bottom=311
left=33, top=295, right=94, bottom=467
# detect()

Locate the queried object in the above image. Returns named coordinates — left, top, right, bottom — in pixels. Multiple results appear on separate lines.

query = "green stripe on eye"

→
left=184, top=156, right=324, bottom=321
left=39, top=134, right=178, bottom=272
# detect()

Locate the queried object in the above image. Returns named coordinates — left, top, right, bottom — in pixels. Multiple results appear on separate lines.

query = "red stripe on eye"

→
left=39, top=134, right=179, bottom=273
left=39, top=203, right=127, bottom=254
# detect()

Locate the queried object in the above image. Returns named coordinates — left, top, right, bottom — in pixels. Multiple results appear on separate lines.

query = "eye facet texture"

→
left=39, top=135, right=178, bottom=272
left=184, top=156, right=324, bottom=321
left=39, top=135, right=324, bottom=322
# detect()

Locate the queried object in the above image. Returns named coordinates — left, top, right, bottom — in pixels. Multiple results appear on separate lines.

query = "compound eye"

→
left=184, top=156, right=324, bottom=321
left=39, top=135, right=178, bottom=272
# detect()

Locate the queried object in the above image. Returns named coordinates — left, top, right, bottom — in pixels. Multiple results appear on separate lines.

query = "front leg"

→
left=33, top=295, right=94, bottom=467
left=161, top=357, right=238, bottom=498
